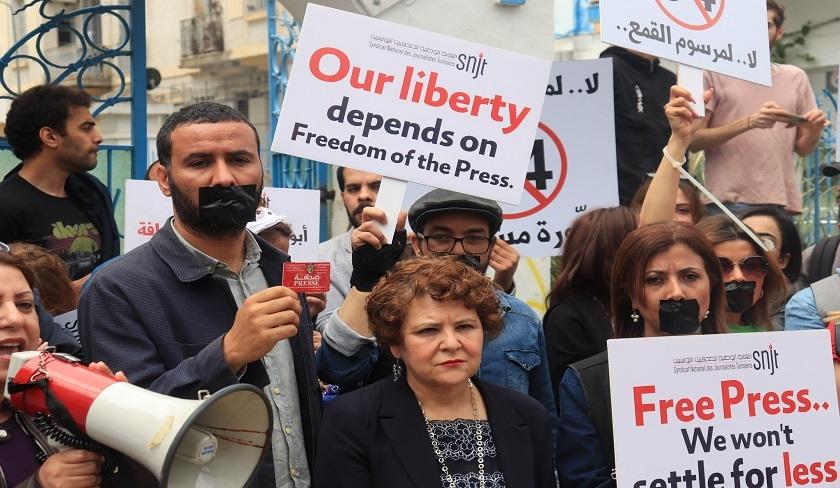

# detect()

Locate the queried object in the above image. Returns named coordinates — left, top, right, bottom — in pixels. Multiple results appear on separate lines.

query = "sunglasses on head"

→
left=718, top=256, right=769, bottom=279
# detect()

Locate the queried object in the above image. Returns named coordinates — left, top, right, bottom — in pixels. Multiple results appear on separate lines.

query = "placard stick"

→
left=373, top=176, right=407, bottom=245
left=676, top=165, right=768, bottom=252
left=677, top=64, right=705, bottom=119
left=674, top=63, right=767, bottom=252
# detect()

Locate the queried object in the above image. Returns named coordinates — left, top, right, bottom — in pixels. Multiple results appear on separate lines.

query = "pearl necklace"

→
left=418, top=379, right=485, bottom=488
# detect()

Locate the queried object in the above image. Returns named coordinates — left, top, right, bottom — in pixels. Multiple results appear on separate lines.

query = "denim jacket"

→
left=317, top=290, right=557, bottom=420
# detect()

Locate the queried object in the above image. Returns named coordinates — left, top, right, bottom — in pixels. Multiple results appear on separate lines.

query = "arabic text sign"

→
left=271, top=4, right=551, bottom=205
left=502, top=58, right=617, bottom=257
left=403, top=59, right=618, bottom=258
left=124, top=181, right=321, bottom=261
left=609, top=331, right=840, bottom=487
left=261, top=187, right=321, bottom=262
left=600, top=0, right=771, bottom=86
left=124, top=180, right=173, bottom=253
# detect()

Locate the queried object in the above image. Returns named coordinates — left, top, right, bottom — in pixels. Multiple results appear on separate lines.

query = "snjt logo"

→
left=753, top=343, right=780, bottom=376
left=456, top=52, right=488, bottom=79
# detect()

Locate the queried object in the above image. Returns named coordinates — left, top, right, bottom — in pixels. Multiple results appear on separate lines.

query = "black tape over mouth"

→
left=659, top=299, right=701, bottom=335
left=724, top=281, right=756, bottom=314
left=197, top=185, right=258, bottom=228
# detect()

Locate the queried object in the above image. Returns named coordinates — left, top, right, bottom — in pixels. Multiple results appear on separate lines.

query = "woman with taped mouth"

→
left=696, top=216, right=788, bottom=332
left=639, top=85, right=789, bottom=332
left=556, top=221, right=728, bottom=486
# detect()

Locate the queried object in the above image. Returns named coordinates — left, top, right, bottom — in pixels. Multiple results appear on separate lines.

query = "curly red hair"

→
left=366, top=256, right=503, bottom=348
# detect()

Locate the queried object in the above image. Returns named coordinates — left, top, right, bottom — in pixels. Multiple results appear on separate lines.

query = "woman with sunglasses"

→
left=639, top=86, right=788, bottom=331
left=697, top=216, right=788, bottom=332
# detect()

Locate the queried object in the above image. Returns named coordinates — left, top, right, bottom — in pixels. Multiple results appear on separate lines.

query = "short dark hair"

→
left=4, top=84, right=92, bottom=160
left=767, top=0, right=785, bottom=28
left=336, top=166, right=346, bottom=192
left=156, top=102, right=260, bottom=168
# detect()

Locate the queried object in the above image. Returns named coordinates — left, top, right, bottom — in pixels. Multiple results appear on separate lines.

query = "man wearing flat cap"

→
left=316, top=188, right=556, bottom=419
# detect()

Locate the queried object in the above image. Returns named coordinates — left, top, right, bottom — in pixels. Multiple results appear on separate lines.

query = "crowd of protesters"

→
left=0, top=1, right=837, bottom=487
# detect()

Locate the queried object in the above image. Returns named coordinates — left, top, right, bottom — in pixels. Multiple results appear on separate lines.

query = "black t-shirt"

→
left=0, top=174, right=102, bottom=279
left=601, top=47, right=677, bottom=205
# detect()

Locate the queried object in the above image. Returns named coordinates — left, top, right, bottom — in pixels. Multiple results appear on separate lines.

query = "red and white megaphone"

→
left=4, top=351, right=272, bottom=487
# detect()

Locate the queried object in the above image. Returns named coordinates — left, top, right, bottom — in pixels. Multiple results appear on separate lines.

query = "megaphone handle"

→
left=12, top=375, right=119, bottom=473
left=30, top=414, right=120, bottom=475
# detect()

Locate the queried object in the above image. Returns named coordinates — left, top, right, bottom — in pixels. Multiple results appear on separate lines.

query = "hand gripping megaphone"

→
left=4, top=351, right=272, bottom=487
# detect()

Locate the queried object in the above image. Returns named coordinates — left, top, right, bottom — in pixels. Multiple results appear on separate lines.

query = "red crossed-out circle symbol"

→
left=655, top=0, right=726, bottom=31
left=503, top=122, right=568, bottom=220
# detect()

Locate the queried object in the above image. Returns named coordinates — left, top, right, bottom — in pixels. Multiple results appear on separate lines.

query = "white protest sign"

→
left=600, top=0, right=772, bottom=86
left=271, top=4, right=552, bottom=205
left=53, top=309, right=79, bottom=343
left=503, top=58, right=617, bottom=256
left=609, top=330, right=840, bottom=488
left=371, top=176, right=407, bottom=245
left=124, top=180, right=171, bottom=252
left=260, top=187, right=321, bottom=262
left=404, top=58, right=618, bottom=258
left=678, top=64, right=706, bottom=118
left=124, top=180, right=321, bottom=260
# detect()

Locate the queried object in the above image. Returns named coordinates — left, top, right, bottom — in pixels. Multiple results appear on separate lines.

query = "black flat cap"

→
left=408, top=189, right=503, bottom=235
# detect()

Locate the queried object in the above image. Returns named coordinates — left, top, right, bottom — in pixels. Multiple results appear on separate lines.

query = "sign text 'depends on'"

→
left=271, top=4, right=552, bottom=205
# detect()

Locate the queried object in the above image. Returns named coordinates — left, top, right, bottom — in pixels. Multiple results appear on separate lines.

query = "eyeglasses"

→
left=718, top=256, right=769, bottom=280
left=417, top=234, right=493, bottom=254
left=0, top=242, right=8, bottom=253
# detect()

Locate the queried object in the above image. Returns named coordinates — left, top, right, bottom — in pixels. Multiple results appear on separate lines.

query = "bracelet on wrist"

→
left=662, top=146, right=687, bottom=169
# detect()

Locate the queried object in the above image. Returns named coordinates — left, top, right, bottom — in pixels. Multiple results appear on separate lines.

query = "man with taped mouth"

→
left=78, top=102, right=321, bottom=487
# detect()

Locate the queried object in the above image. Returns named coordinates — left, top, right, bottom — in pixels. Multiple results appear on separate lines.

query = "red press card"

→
left=282, top=262, right=331, bottom=293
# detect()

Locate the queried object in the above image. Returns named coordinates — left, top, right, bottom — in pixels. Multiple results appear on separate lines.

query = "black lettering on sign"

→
left=526, top=139, right=553, bottom=191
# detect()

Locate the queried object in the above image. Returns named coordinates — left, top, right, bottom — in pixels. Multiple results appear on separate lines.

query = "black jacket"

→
left=3, top=163, right=120, bottom=268
left=543, top=293, right=612, bottom=402
left=314, top=376, right=555, bottom=488
left=79, top=220, right=321, bottom=475
left=600, top=47, right=676, bottom=205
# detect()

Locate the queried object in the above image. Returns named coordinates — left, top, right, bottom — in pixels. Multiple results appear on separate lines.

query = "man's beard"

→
left=347, top=201, right=374, bottom=228
left=60, top=145, right=98, bottom=173
left=170, top=176, right=262, bottom=238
